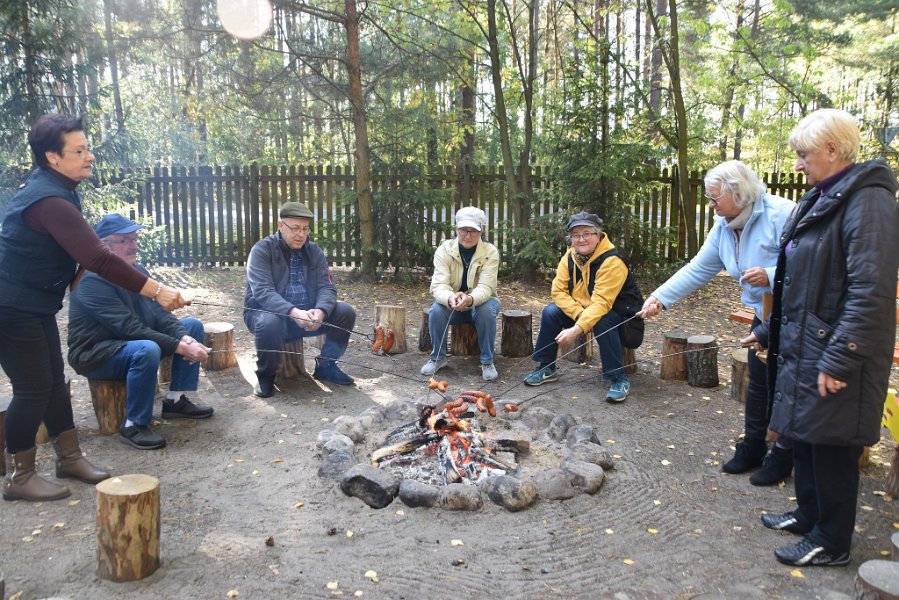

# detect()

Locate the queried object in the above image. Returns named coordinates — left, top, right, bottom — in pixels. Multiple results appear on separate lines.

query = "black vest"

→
left=567, top=248, right=645, bottom=348
left=0, top=168, right=83, bottom=314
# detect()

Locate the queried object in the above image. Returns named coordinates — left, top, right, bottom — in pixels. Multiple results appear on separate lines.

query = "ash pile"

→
left=316, top=394, right=616, bottom=513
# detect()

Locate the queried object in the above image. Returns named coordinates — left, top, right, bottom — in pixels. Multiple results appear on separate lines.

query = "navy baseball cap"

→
left=95, top=214, right=144, bottom=238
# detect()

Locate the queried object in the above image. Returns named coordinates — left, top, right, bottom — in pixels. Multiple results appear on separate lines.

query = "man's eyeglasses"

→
left=570, top=232, right=597, bottom=241
left=62, top=147, right=93, bottom=158
left=457, top=228, right=480, bottom=237
left=107, top=235, right=139, bottom=245
left=281, top=222, right=311, bottom=234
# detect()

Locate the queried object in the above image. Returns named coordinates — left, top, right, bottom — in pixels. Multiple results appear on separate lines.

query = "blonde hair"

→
left=704, top=160, right=766, bottom=209
left=788, top=108, right=860, bottom=162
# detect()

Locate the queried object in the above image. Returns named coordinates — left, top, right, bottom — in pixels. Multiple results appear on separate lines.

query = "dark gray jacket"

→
left=754, top=158, right=898, bottom=446
left=67, top=264, right=186, bottom=374
left=243, top=233, right=337, bottom=320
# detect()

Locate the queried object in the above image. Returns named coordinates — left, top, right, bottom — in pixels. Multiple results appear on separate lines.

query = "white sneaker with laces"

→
left=481, top=363, right=498, bottom=381
left=420, top=358, right=448, bottom=376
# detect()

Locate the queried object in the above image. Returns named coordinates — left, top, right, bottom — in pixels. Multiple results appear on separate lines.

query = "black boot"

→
left=750, top=445, right=793, bottom=486
left=722, top=438, right=767, bottom=474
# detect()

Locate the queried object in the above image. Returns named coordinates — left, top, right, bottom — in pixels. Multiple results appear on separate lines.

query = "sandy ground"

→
left=1, top=268, right=897, bottom=600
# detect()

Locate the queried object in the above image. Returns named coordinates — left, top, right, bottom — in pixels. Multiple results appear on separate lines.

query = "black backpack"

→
left=567, top=248, right=645, bottom=348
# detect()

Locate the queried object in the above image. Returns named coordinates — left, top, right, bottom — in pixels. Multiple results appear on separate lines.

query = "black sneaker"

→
left=254, top=376, right=275, bottom=398
left=774, top=538, right=850, bottom=567
left=761, top=512, right=809, bottom=535
left=162, top=395, right=214, bottom=419
left=120, top=424, right=167, bottom=450
left=750, top=446, right=793, bottom=486
left=722, top=439, right=766, bottom=474
left=313, top=360, right=354, bottom=385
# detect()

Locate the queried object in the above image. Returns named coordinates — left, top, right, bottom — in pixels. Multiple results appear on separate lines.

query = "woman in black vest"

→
left=0, top=114, right=189, bottom=502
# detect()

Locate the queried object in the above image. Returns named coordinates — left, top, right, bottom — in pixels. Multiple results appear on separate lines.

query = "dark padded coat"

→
left=754, top=158, right=898, bottom=446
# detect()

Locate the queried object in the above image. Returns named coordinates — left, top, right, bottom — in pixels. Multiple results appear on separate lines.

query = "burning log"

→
left=371, top=433, right=439, bottom=464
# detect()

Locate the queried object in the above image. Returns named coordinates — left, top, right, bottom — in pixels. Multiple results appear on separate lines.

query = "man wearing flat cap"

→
left=244, top=201, right=357, bottom=396
left=67, top=214, right=214, bottom=450
left=523, top=211, right=644, bottom=403
left=422, top=205, right=501, bottom=381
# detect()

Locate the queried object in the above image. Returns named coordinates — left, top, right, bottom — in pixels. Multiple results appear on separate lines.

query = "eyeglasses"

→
left=106, top=235, right=139, bottom=245
left=570, top=232, right=597, bottom=241
left=706, top=194, right=722, bottom=205
left=281, top=222, right=311, bottom=234
left=457, top=228, right=480, bottom=237
left=62, top=147, right=93, bottom=158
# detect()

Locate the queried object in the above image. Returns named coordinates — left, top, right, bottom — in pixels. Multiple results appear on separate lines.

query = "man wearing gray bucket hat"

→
left=244, top=201, right=357, bottom=396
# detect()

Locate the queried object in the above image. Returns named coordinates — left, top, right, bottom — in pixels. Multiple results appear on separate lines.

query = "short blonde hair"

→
left=704, top=160, right=766, bottom=209
left=788, top=108, right=860, bottom=162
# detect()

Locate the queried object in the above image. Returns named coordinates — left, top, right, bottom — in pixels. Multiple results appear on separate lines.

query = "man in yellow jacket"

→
left=524, top=211, right=643, bottom=402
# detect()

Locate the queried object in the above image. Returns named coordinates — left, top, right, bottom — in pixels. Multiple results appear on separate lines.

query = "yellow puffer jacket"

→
left=551, top=233, right=627, bottom=333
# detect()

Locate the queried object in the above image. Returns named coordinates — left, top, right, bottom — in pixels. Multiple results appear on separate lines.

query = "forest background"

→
left=0, top=0, right=897, bottom=281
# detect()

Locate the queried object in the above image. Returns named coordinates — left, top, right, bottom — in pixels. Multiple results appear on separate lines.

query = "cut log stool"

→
left=500, top=310, right=534, bottom=358
left=204, top=321, right=238, bottom=371
left=853, top=560, right=899, bottom=600
left=96, top=474, right=160, bottom=582
left=660, top=330, right=690, bottom=381
left=622, top=347, right=637, bottom=375
left=730, top=348, right=749, bottom=404
left=686, top=335, right=719, bottom=388
left=375, top=305, right=407, bottom=354
left=157, top=355, right=173, bottom=387
left=451, top=323, right=480, bottom=356
left=276, top=339, right=306, bottom=381
left=559, top=330, right=595, bottom=364
left=89, top=379, right=127, bottom=434
left=419, top=308, right=433, bottom=353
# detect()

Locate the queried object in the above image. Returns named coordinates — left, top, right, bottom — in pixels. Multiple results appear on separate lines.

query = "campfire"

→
left=371, top=386, right=521, bottom=486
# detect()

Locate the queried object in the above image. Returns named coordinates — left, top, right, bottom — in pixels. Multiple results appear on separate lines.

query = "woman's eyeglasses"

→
left=457, top=228, right=480, bottom=237
left=570, top=232, right=597, bottom=241
left=62, top=147, right=93, bottom=158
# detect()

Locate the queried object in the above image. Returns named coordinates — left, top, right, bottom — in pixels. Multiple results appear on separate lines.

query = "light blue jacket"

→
left=652, top=193, right=795, bottom=320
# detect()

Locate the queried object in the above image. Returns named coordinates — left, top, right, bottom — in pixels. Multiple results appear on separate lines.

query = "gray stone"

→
left=316, top=429, right=334, bottom=447
left=482, top=475, right=538, bottom=512
left=439, top=483, right=483, bottom=511
left=561, top=458, right=605, bottom=494
left=566, top=424, right=600, bottom=446
left=545, top=412, right=578, bottom=442
left=339, top=464, right=399, bottom=509
left=533, top=468, right=578, bottom=500
left=519, top=406, right=555, bottom=430
left=357, top=405, right=388, bottom=430
left=317, top=450, right=358, bottom=480
left=384, top=400, right=420, bottom=422
left=321, top=434, right=354, bottom=456
left=398, top=479, right=440, bottom=508
left=331, top=415, right=365, bottom=443
left=566, top=441, right=615, bottom=470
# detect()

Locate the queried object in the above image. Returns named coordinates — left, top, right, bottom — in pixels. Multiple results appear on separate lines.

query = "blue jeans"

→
left=245, top=301, right=356, bottom=378
left=428, top=298, right=500, bottom=365
left=85, top=318, right=204, bottom=426
left=532, top=303, right=625, bottom=381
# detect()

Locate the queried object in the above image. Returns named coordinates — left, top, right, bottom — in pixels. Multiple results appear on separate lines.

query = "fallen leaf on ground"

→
left=364, top=570, right=378, bottom=582
left=272, top=458, right=283, bottom=463
left=660, top=459, right=671, bottom=466
left=647, top=528, right=658, bottom=534
left=227, top=590, right=240, bottom=597
left=346, top=530, right=353, bottom=537
left=67, top=499, right=80, bottom=506
left=605, top=529, right=614, bottom=535
left=790, top=569, right=804, bottom=578
left=265, top=536, right=274, bottom=546
left=451, top=539, right=464, bottom=546
left=234, top=459, right=244, bottom=463
left=295, top=502, right=305, bottom=509
left=326, top=581, right=339, bottom=590
left=623, top=559, right=634, bottom=565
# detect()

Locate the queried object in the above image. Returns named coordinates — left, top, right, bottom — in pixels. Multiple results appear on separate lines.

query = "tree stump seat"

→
left=96, top=474, right=160, bottom=582
left=375, top=305, right=407, bottom=354
left=660, top=330, right=689, bottom=381
left=204, top=321, right=238, bottom=371
left=89, top=379, right=127, bottom=434
left=686, top=334, right=719, bottom=388
left=730, top=348, right=749, bottom=404
left=451, top=322, right=480, bottom=356
left=558, top=330, right=595, bottom=364
left=500, top=310, right=533, bottom=358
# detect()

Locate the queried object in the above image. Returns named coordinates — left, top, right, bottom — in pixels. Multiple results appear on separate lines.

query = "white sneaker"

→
left=420, top=358, right=448, bottom=376
left=481, top=363, right=498, bottom=381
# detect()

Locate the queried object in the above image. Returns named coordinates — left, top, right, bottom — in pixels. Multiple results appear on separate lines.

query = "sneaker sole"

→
left=605, top=393, right=628, bottom=403
left=119, top=435, right=167, bottom=450
left=161, top=411, right=214, bottom=420
left=524, top=375, right=559, bottom=387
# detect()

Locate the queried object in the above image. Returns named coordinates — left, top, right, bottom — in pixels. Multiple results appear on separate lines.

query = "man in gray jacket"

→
left=244, top=202, right=357, bottom=397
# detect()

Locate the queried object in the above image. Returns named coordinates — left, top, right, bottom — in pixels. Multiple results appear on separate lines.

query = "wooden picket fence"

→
left=109, top=164, right=809, bottom=268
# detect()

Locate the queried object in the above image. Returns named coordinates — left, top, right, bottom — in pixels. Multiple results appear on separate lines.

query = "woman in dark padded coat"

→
left=745, top=109, right=898, bottom=567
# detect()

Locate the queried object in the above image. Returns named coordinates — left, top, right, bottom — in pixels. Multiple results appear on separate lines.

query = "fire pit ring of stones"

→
left=316, top=399, right=615, bottom=512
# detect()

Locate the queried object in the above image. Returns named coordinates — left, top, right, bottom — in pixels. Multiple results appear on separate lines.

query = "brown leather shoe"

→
left=53, top=428, right=111, bottom=484
left=3, top=447, right=71, bottom=502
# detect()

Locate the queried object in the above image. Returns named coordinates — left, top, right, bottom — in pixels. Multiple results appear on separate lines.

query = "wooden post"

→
left=500, top=310, right=534, bottom=358
left=89, top=380, right=127, bottom=434
left=730, top=348, right=749, bottom=404
left=375, top=305, right=407, bottom=354
left=419, top=308, right=432, bottom=353
left=686, top=335, right=719, bottom=388
left=558, top=330, right=595, bottom=364
left=853, top=560, right=899, bottom=600
left=276, top=340, right=305, bottom=381
left=660, top=330, right=690, bottom=381
left=203, top=321, right=238, bottom=371
left=157, top=355, right=172, bottom=386
left=622, top=347, right=637, bottom=374
left=96, top=474, right=161, bottom=582
left=451, top=323, right=480, bottom=356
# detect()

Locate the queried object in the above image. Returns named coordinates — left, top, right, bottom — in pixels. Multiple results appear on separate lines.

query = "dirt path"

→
left=1, top=268, right=896, bottom=599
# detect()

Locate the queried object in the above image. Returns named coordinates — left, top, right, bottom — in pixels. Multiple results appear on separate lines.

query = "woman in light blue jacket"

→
left=640, top=161, right=795, bottom=485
